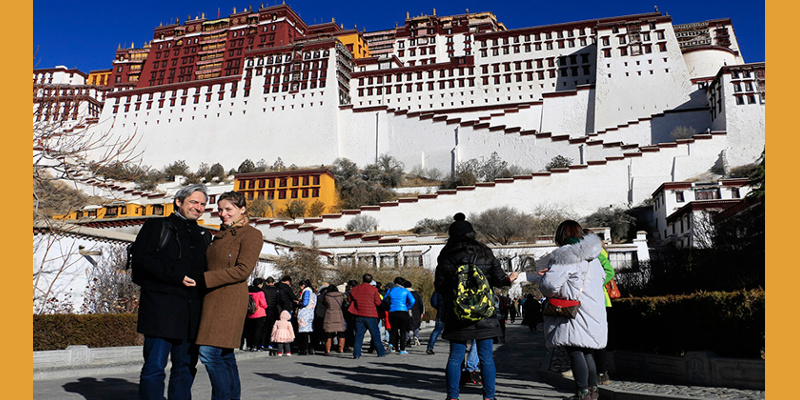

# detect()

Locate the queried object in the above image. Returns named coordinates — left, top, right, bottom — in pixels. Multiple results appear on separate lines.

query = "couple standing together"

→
left=131, top=184, right=263, bottom=400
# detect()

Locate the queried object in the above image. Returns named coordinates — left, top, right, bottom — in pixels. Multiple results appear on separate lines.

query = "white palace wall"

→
left=593, top=22, right=695, bottom=133
left=93, top=58, right=345, bottom=170
left=311, top=132, right=727, bottom=232
left=720, top=74, right=765, bottom=167
left=540, top=87, right=594, bottom=136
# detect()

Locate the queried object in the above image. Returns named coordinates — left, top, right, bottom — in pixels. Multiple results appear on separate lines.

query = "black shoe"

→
left=426, top=349, right=435, bottom=355
left=470, top=370, right=482, bottom=385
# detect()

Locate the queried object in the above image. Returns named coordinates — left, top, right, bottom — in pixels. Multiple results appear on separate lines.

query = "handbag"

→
left=542, top=260, right=592, bottom=319
left=542, top=297, right=581, bottom=318
left=605, top=279, right=621, bottom=299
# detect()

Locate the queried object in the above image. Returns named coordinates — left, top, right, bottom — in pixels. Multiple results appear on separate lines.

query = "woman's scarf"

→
left=220, top=215, right=248, bottom=236
left=563, top=237, right=582, bottom=245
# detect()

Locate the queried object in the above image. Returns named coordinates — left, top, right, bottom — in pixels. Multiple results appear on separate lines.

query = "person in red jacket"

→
left=347, top=274, right=387, bottom=359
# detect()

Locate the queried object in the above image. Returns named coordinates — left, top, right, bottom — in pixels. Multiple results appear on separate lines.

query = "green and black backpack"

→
left=453, top=255, right=496, bottom=321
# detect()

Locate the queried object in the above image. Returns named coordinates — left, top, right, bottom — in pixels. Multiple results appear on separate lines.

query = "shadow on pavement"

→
left=62, top=377, right=139, bottom=400
left=256, top=369, right=434, bottom=400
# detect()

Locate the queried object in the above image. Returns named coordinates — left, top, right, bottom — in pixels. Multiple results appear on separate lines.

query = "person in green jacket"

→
left=595, top=246, right=614, bottom=385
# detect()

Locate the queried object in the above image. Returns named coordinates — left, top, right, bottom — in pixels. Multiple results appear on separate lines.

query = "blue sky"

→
left=33, top=0, right=764, bottom=72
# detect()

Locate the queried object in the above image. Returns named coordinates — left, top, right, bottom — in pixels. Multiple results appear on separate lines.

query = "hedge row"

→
left=33, top=313, right=142, bottom=351
left=608, top=289, right=764, bottom=359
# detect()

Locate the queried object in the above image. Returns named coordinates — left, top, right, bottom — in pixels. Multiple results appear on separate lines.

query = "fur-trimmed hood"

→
left=550, top=234, right=603, bottom=265
left=540, top=232, right=608, bottom=350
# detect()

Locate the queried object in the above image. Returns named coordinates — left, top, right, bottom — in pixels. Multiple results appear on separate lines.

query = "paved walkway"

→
left=33, top=323, right=765, bottom=400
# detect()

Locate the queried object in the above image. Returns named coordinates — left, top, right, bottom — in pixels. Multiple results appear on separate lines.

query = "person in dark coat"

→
left=521, top=293, right=543, bottom=331
left=277, top=275, right=298, bottom=314
left=404, top=280, right=425, bottom=346
left=426, top=290, right=445, bottom=355
left=260, top=277, right=283, bottom=350
left=277, top=275, right=299, bottom=350
left=342, top=280, right=359, bottom=351
left=131, top=184, right=211, bottom=400
left=434, top=212, right=518, bottom=400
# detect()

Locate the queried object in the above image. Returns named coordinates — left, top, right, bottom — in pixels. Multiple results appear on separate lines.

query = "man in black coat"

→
left=277, top=275, right=298, bottom=314
left=131, top=184, right=211, bottom=400
left=260, top=277, right=283, bottom=350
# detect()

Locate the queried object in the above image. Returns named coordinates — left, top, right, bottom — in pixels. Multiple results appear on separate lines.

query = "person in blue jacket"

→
left=382, top=276, right=415, bottom=354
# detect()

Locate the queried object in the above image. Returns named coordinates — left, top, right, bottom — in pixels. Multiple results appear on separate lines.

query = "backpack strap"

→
left=157, top=217, right=181, bottom=259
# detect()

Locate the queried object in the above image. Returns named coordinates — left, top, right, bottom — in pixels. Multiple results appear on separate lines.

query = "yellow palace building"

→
left=233, top=169, right=338, bottom=218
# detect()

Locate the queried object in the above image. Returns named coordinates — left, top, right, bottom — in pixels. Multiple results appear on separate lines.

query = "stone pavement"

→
left=33, top=323, right=765, bottom=400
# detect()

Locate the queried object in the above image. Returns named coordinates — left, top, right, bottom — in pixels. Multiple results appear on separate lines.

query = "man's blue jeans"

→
left=198, top=346, right=240, bottom=400
left=446, top=338, right=495, bottom=400
left=353, top=316, right=385, bottom=357
left=139, top=336, right=197, bottom=400
left=427, top=319, right=445, bottom=351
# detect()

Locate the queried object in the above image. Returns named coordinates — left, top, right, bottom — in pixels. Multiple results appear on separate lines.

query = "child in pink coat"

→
left=271, top=310, right=295, bottom=356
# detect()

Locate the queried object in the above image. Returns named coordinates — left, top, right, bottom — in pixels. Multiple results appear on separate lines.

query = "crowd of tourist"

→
left=131, top=183, right=612, bottom=400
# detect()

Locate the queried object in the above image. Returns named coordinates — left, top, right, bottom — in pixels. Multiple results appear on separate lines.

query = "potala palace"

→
left=33, top=5, right=764, bottom=310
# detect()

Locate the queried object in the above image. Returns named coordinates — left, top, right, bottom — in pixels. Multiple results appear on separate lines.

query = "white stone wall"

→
left=92, top=52, right=344, bottom=169
left=719, top=73, right=765, bottom=167
left=312, top=133, right=726, bottom=232
left=33, top=232, right=130, bottom=314
left=594, top=21, right=694, bottom=132
left=683, top=49, right=740, bottom=79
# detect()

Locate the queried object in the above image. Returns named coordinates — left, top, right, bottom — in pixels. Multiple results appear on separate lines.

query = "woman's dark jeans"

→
left=564, top=346, right=597, bottom=390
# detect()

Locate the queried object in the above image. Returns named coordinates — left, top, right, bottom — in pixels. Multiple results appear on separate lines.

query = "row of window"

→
left=246, top=51, right=331, bottom=67
left=478, top=29, right=591, bottom=47
left=245, top=60, right=328, bottom=76
left=238, top=176, right=321, bottom=189
left=477, top=38, right=591, bottom=56
left=734, top=94, right=763, bottom=105
left=336, top=254, right=424, bottom=268
left=75, top=204, right=163, bottom=219
left=355, top=68, right=593, bottom=95
left=243, top=188, right=320, bottom=200
left=358, top=67, right=475, bottom=86
left=601, top=43, right=667, bottom=57
left=600, top=30, right=664, bottom=46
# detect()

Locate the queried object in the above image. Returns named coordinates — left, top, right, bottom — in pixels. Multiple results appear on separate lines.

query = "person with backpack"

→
left=130, top=184, right=211, bottom=400
left=434, top=212, right=518, bottom=400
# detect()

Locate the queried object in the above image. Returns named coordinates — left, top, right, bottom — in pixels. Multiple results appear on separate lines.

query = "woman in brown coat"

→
left=195, top=191, right=263, bottom=400
left=322, top=285, right=347, bottom=354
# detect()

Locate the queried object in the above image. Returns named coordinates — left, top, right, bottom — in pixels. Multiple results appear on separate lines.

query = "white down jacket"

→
left=540, top=234, right=608, bottom=350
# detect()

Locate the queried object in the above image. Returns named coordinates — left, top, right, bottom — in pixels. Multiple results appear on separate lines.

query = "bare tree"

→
left=248, top=198, right=271, bottom=218
left=472, top=206, right=536, bottom=245
left=278, top=200, right=307, bottom=219
left=307, top=200, right=326, bottom=217
left=670, top=125, right=695, bottom=140
left=33, top=59, right=141, bottom=314
left=545, top=155, right=573, bottom=171
left=274, top=245, right=330, bottom=289
left=80, top=245, right=140, bottom=314
left=346, top=214, right=378, bottom=232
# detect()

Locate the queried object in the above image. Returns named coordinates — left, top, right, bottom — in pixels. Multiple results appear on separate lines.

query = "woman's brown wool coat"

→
left=195, top=224, right=264, bottom=349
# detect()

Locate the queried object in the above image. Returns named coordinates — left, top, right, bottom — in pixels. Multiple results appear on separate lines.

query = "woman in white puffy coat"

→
left=540, top=220, right=607, bottom=400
